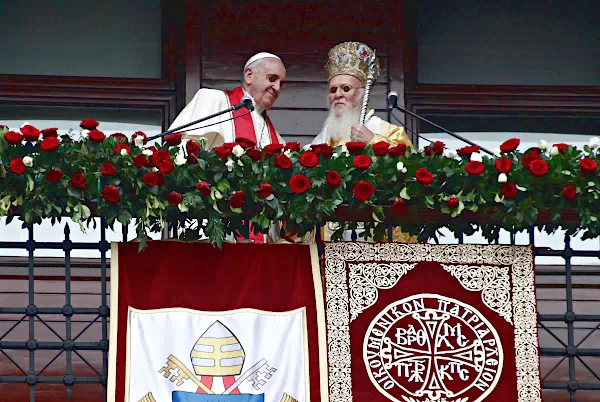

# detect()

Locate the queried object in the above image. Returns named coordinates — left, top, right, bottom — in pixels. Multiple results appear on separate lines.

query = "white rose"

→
left=332, top=152, right=339, bottom=159
left=470, top=152, right=483, bottom=162
left=134, top=136, right=145, bottom=147
left=232, top=144, right=245, bottom=157
left=237, top=159, right=244, bottom=167
left=174, top=152, right=187, bottom=166
left=443, top=149, right=458, bottom=159
left=284, top=149, right=293, bottom=158
left=550, top=146, right=559, bottom=156
left=538, top=140, right=548, bottom=151
left=396, top=161, right=407, bottom=173
left=81, top=129, right=90, bottom=139
left=152, top=167, right=159, bottom=172
left=498, top=173, right=507, bottom=183
left=303, top=144, right=312, bottom=151
left=23, top=156, right=33, bottom=167
left=142, top=149, right=154, bottom=156
left=120, top=148, right=128, bottom=156
left=225, top=158, right=235, bottom=172
left=590, top=137, right=600, bottom=150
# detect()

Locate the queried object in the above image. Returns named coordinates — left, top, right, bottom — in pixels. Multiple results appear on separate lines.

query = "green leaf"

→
left=399, top=187, right=411, bottom=200
left=217, top=178, right=231, bottom=193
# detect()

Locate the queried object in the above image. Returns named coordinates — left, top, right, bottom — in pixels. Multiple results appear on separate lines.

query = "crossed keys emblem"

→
left=158, top=353, right=277, bottom=394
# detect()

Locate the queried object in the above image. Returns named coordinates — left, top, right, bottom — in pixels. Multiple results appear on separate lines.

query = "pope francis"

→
left=169, top=52, right=286, bottom=148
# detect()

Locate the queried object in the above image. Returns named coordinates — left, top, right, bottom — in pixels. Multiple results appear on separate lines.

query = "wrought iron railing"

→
left=0, top=218, right=599, bottom=402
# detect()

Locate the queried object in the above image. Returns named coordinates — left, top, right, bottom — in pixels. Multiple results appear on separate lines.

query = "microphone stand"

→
left=148, top=100, right=254, bottom=141
left=390, top=104, right=495, bottom=156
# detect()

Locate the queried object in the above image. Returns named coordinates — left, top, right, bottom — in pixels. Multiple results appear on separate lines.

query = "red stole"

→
left=224, top=87, right=279, bottom=146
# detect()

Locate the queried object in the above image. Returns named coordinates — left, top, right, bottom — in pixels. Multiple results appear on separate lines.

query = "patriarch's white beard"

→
left=318, top=106, right=361, bottom=143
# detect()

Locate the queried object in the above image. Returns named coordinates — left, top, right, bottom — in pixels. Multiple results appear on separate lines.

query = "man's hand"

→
left=350, top=123, right=375, bottom=144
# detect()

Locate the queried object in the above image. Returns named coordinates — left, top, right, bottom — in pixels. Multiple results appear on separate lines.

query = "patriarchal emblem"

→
left=363, top=294, right=503, bottom=402
left=127, top=308, right=306, bottom=402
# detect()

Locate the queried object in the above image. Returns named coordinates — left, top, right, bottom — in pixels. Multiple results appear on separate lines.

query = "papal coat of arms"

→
left=125, top=308, right=308, bottom=402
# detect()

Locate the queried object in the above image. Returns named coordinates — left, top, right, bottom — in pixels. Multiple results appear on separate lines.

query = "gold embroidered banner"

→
left=323, top=243, right=541, bottom=402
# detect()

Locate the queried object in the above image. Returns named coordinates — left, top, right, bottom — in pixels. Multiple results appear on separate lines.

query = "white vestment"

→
left=168, top=88, right=284, bottom=148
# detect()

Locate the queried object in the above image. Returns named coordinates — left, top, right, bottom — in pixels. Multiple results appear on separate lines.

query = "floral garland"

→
left=1, top=120, right=599, bottom=249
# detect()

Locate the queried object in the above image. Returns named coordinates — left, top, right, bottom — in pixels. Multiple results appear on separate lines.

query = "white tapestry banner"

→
left=125, top=307, right=309, bottom=402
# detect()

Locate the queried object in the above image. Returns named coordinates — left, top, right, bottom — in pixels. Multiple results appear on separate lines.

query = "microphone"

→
left=148, top=97, right=254, bottom=141
left=240, top=95, right=254, bottom=112
left=387, top=91, right=398, bottom=109
left=387, top=89, right=495, bottom=156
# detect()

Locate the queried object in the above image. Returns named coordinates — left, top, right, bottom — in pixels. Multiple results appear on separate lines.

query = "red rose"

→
left=9, top=158, right=26, bottom=175
left=157, top=173, right=165, bottom=187
left=289, top=174, right=310, bottom=194
left=353, top=181, right=375, bottom=201
left=285, top=142, right=301, bottom=152
left=529, top=159, right=549, bottom=177
left=21, top=124, right=40, bottom=141
left=353, top=155, right=372, bottom=170
left=142, top=172, right=160, bottom=187
left=132, top=131, right=148, bottom=145
left=195, top=181, right=211, bottom=196
left=102, top=185, right=120, bottom=203
left=235, top=137, right=256, bottom=149
left=446, top=195, right=459, bottom=209
left=186, top=140, right=201, bottom=155
left=214, top=146, right=232, bottom=159
left=41, top=128, right=58, bottom=138
left=80, top=118, right=99, bottom=130
left=521, top=153, right=541, bottom=168
left=346, top=142, right=366, bottom=154
left=114, top=143, right=131, bottom=155
left=527, top=147, right=542, bottom=155
left=562, top=184, right=577, bottom=200
left=158, top=160, right=174, bottom=175
left=165, top=133, right=182, bottom=146
left=502, top=183, right=518, bottom=199
left=133, top=154, right=147, bottom=168
left=46, top=169, right=63, bottom=183
left=432, top=141, right=445, bottom=155
left=187, top=154, right=198, bottom=165
left=40, top=137, right=60, bottom=152
left=167, top=191, right=183, bottom=206
left=580, top=158, right=598, bottom=176
left=500, top=138, right=520, bottom=153
left=110, top=133, right=127, bottom=143
left=4, top=131, right=23, bottom=144
left=458, top=145, right=480, bottom=156
left=150, top=149, right=171, bottom=166
left=300, top=151, right=319, bottom=168
left=495, top=157, right=513, bottom=173
left=247, top=149, right=263, bottom=162
left=423, top=146, right=433, bottom=156
left=70, top=172, right=88, bottom=189
left=101, top=162, right=117, bottom=176
left=372, top=141, right=390, bottom=156
left=465, top=161, right=485, bottom=176
left=553, top=143, right=569, bottom=155
left=263, top=143, right=284, bottom=156
left=391, top=198, right=407, bottom=214
left=389, top=144, right=407, bottom=156
left=326, top=170, right=341, bottom=187
left=88, top=129, right=106, bottom=143
left=311, top=144, right=334, bottom=158
left=230, top=191, right=245, bottom=208
left=257, top=183, right=273, bottom=198
left=223, top=142, right=237, bottom=150
left=415, top=168, right=434, bottom=186
left=275, top=154, right=292, bottom=169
